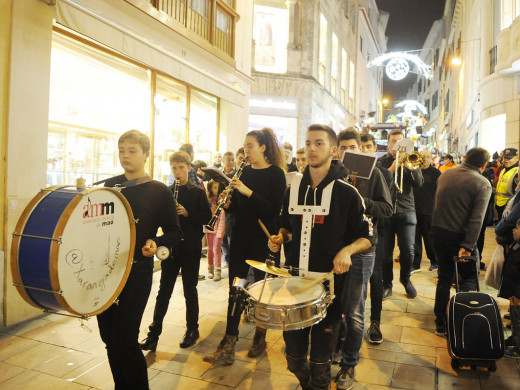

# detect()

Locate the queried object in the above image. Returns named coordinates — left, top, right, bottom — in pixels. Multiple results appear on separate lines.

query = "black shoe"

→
left=401, top=279, right=417, bottom=298
left=139, top=336, right=158, bottom=351
left=505, top=335, right=515, bottom=347
left=504, top=313, right=511, bottom=320
left=435, top=323, right=446, bottom=336
left=367, top=320, right=383, bottom=344
left=179, top=329, right=199, bottom=348
left=383, top=287, right=392, bottom=300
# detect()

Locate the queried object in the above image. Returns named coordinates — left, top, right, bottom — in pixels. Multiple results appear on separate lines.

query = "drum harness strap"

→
left=289, top=174, right=335, bottom=293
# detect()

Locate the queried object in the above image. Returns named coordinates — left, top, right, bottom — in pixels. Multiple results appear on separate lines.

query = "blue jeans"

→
left=340, top=252, right=375, bottom=367
left=382, top=211, right=417, bottom=288
left=432, top=233, right=478, bottom=324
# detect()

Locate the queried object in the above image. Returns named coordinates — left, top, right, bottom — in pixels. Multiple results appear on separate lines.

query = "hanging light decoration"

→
left=368, top=51, right=432, bottom=80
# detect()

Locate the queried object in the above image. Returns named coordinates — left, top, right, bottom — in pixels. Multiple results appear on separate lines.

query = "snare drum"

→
left=11, top=185, right=135, bottom=317
left=246, top=277, right=331, bottom=331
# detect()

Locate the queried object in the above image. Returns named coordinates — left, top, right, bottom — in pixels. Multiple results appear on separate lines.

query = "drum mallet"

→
left=293, top=270, right=335, bottom=295
left=151, top=246, right=170, bottom=260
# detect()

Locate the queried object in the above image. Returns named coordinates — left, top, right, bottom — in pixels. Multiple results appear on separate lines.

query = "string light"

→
left=368, top=51, right=432, bottom=80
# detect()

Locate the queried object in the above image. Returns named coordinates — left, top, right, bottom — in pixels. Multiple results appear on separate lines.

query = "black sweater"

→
left=104, top=175, right=182, bottom=263
left=229, top=164, right=286, bottom=240
left=172, top=181, right=212, bottom=247
left=281, top=162, right=372, bottom=272
left=378, top=153, right=424, bottom=213
left=413, top=165, right=441, bottom=216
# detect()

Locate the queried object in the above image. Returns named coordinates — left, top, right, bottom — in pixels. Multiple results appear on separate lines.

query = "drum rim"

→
left=11, top=185, right=64, bottom=311
left=248, top=276, right=326, bottom=306
left=11, top=185, right=136, bottom=316
left=50, top=186, right=136, bottom=316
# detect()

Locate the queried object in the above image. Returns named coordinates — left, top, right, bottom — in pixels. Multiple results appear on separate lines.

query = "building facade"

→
left=250, top=0, right=387, bottom=149
left=411, top=0, right=520, bottom=156
left=1, top=0, right=253, bottom=326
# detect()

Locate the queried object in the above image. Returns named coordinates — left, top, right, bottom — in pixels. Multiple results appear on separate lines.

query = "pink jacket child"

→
left=204, top=180, right=225, bottom=281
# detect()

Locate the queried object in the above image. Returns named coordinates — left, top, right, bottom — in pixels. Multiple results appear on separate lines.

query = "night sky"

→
left=375, top=0, right=446, bottom=102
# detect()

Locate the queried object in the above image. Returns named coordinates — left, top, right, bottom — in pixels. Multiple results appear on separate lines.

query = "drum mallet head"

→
left=155, top=246, right=170, bottom=260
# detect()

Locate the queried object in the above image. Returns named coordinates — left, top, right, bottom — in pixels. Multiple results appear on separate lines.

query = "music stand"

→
left=341, top=150, right=377, bottom=180
left=201, top=167, right=231, bottom=185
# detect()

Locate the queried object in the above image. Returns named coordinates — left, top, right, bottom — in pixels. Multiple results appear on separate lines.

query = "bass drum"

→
left=11, top=185, right=135, bottom=317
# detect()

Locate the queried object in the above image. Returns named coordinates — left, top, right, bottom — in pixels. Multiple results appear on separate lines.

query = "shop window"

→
left=341, top=49, right=347, bottom=107
left=47, top=33, right=151, bottom=186
left=318, top=13, right=328, bottom=86
left=331, top=33, right=339, bottom=98
left=189, top=90, right=218, bottom=163
left=153, top=74, right=188, bottom=183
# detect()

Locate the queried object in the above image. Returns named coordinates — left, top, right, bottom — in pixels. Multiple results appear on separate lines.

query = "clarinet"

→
left=173, top=179, right=179, bottom=202
left=204, top=157, right=248, bottom=231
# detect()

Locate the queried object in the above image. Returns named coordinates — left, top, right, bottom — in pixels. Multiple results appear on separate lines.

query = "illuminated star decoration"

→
left=368, top=52, right=432, bottom=80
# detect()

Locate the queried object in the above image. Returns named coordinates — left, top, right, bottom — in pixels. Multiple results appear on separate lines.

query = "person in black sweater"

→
left=378, top=129, right=423, bottom=299
left=140, top=151, right=211, bottom=352
left=412, top=149, right=441, bottom=272
left=98, top=130, right=182, bottom=390
left=203, top=128, right=286, bottom=364
left=269, top=125, right=372, bottom=390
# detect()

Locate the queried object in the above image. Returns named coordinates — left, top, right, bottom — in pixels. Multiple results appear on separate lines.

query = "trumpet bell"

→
left=401, top=151, right=424, bottom=170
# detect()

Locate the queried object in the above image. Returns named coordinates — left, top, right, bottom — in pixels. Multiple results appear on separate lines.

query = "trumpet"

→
left=204, top=157, right=249, bottom=231
left=395, top=151, right=423, bottom=193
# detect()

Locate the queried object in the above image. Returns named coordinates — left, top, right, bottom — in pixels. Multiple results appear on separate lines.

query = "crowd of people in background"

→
left=98, top=127, right=520, bottom=390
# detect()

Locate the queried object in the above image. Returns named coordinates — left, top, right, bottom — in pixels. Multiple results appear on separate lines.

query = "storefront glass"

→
left=48, top=33, right=151, bottom=186
left=249, top=114, right=298, bottom=150
left=153, top=75, right=187, bottom=183
left=189, top=90, right=218, bottom=162
left=47, top=31, right=220, bottom=186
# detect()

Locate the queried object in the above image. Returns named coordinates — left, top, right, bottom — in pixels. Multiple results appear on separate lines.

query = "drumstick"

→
left=293, top=270, right=335, bottom=294
left=258, top=219, right=271, bottom=239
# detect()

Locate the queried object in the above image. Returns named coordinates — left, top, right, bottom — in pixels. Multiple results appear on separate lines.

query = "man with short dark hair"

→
left=269, top=124, right=372, bottom=390
left=99, top=130, right=182, bottom=390
left=378, top=129, right=423, bottom=299
left=431, top=147, right=492, bottom=335
left=335, top=129, right=392, bottom=388
left=412, top=149, right=441, bottom=272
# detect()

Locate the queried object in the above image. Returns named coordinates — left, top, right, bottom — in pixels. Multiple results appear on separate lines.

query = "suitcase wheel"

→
left=451, top=358, right=460, bottom=370
left=488, top=362, right=497, bottom=372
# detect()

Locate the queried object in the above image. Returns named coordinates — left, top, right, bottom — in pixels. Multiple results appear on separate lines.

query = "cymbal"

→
left=246, top=260, right=292, bottom=278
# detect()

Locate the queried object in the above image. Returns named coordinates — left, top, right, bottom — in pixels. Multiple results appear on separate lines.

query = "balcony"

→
left=125, top=0, right=238, bottom=64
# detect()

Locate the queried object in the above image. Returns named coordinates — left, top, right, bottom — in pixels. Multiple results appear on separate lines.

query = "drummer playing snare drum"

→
left=98, top=130, right=182, bottom=390
left=268, top=124, right=372, bottom=390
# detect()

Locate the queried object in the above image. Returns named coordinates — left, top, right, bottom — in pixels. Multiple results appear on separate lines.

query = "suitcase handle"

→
left=452, top=256, right=480, bottom=292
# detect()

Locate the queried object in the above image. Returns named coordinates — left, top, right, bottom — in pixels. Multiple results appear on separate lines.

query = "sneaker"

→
left=335, top=366, right=355, bottom=390
left=505, top=347, right=520, bottom=358
left=505, top=335, right=515, bottom=347
left=435, top=323, right=446, bottom=336
left=401, top=279, right=417, bottom=298
left=411, top=267, right=421, bottom=274
left=428, top=264, right=439, bottom=271
left=383, top=287, right=392, bottom=300
left=198, top=274, right=206, bottom=281
left=367, top=321, right=383, bottom=344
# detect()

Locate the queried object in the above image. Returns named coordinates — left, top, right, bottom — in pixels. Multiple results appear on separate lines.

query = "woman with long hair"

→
left=203, top=128, right=286, bottom=364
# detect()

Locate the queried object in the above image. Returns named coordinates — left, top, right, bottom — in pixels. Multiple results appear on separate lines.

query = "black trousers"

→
left=369, top=234, right=385, bottom=323
left=97, top=260, right=153, bottom=390
left=148, top=243, right=202, bottom=338
left=413, top=214, right=437, bottom=269
left=225, top=235, right=270, bottom=336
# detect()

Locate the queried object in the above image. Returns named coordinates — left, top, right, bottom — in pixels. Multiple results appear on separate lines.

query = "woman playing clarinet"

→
left=203, top=128, right=286, bottom=364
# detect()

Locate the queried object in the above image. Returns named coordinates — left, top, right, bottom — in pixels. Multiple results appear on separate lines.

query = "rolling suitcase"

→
left=446, top=256, right=504, bottom=372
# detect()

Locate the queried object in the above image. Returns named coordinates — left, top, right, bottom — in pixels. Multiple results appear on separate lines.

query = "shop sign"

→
left=249, top=94, right=299, bottom=117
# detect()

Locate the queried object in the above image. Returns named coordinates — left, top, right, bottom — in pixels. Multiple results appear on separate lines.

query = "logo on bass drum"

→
left=83, top=197, right=115, bottom=218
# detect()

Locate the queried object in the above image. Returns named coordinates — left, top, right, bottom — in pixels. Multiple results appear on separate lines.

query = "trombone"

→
left=395, top=149, right=423, bottom=193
